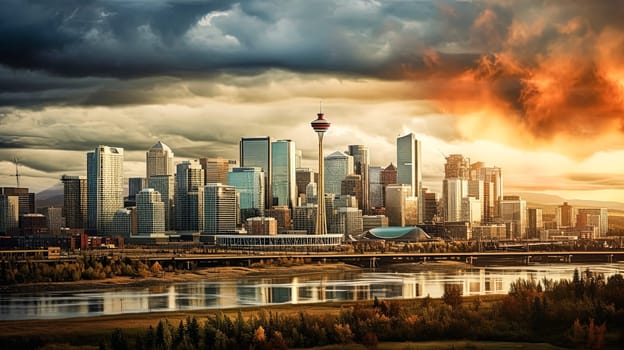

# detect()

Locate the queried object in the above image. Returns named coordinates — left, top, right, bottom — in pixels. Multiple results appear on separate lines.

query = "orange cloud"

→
left=416, top=3, right=624, bottom=157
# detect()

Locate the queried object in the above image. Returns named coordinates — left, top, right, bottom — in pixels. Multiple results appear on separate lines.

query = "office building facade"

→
left=396, top=134, right=422, bottom=221
left=136, top=188, right=165, bottom=236
left=204, top=183, right=238, bottom=234
left=240, top=137, right=273, bottom=209
left=61, top=175, right=87, bottom=229
left=271, top=140, right=297, bottom=208
left=146, top=141, right=175, bottom=178
left=87, top=145, right=124, bottom=235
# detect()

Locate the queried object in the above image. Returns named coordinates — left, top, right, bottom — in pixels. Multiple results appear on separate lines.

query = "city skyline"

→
left=1, top=1, right=624, bottom=202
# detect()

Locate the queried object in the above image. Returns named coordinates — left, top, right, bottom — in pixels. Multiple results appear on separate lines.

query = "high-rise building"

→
left=87, top=145, right=124, bottom=235
left=147, top=175, right=175, bottom=231
left=146, top=141, right=174, bottom=178
left=128, top=177, right=146, bottom=201
left=61, top=175, right=87, bottom=229
left=203, top=183, right=237, bottom=234
left=556, top=202, right=575, bottom=228
left=443, top=178, right=468, bottom=222
left=40, top=207, right=63, bottom=234
left=467, top=179, right=485, bottom=222
left=461, top=197, right=482, bottom=225
left=445, top=154, right=470, bottom=179
left=527, top=208, right=543, bottom=239
left=136, top=188, right=165, bottom=236
left=266, top=206, right=292, bottom=231
left=295, top=167, right=315, bottom=197
left=246, top=217, right=277, bottom=235
left=0, top=187, right=35, bottom=217
left=0, top=195, right=19, bottom=234
left=240, top=136, right=273, bottom=209
left=293, top=206, right=316, bottom=234
left=501, top=195, right=527, bottom=239
left=341, top=174, right=362, bottom=209
left=348, top=145, right=370, bottom=213
left=228, top=167, right=265, bottom=221
left=111, top=208, right=134, bottom=238
left=336, top=207, right=363, bottom=238
left=20, top=213, right=48, bottom=235
left=385, top=184, right=412, bottom=226
left=295, top=149, right=303, bottom=168
left=470, top=162, right=503, bottom=221
left=396, top=134, right=422, bottom=222
left=199, top=157, right=230, bottom=185
left=380, top=163, right=397, bottom=207
left=362, top=215, right=389, bottom=231
left=175, top=160, right=204, bottom=231
left=421, top=188, right=438, bottom=224
left=576, top=208, right=608, bottom=237
left=324, top=151, right=353, bottom=195
left=272, top=140, right=296, bottom=208
left=369, top=166, right=383, bottom=208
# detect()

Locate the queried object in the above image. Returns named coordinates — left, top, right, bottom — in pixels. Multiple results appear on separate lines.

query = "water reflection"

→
left=0, top=263, right=621, bottom=320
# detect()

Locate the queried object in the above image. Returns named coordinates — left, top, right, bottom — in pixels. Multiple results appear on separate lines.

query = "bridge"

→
left=139, top=250, right=624, bottom=268
left=3, top=249, right=623, bottom=267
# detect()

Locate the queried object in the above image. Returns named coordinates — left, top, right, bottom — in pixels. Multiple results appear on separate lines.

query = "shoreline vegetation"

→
left=0, top=260, right=366, bottom=293
left=1, top=267, right=623, bottom=349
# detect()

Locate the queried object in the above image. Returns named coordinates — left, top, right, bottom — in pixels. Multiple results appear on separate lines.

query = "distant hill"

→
left=510, top=192, right=624, bottom=211
left=36, top=184, right=64, bottom=209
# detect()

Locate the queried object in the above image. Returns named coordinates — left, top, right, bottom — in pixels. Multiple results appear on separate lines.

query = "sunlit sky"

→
left=1, top=1, right=624, bottom=202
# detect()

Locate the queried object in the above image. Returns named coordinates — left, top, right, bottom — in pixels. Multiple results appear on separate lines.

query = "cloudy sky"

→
left=1, top=0, right=624, bottom=202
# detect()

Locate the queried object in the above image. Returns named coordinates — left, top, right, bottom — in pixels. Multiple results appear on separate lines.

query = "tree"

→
left=110, top=329, right=129, bottom=350
left=443, top=284, right=462, bottom=308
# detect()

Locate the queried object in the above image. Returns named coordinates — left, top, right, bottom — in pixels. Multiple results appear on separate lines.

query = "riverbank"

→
left=0, top=294, right=504, bottom=349
left=0, top=262, right=361, bottom=294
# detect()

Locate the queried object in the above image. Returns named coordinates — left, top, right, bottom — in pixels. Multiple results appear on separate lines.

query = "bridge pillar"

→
left=525, top=256, right=531, bottom=265
left=609, top=254, right=613, bottom=263
left=568, top=255, right=573, bottom=264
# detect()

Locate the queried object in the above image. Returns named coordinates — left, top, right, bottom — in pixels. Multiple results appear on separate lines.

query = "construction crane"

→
left=10, top=156, right=21, bottom=188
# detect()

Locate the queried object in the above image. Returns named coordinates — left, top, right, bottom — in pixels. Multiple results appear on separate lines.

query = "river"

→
left=1, top=262, right=622, bottom=320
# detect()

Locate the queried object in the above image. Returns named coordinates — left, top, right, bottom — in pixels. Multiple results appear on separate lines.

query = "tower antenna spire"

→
left=319, top=101, right=322, bottom=114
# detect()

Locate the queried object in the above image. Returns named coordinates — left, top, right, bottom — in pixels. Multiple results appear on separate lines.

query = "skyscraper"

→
left=369, top=166, right=383, bottom=208
left=0, top=187, right=35, bottom=217
left=501, top=195, right=527, bottom=239
left=240, top=136, right=273, bottom=209
left=175, top=160, right=204, bottom=231
left=443, top=178, right=468, bottom=222
left=204, top=183, right=237, bottom=234
left=556, top=202, right=575, bottom=228
left=146, top=141, right=174, bottom=178
left=576, top=208, right=608, bottom=237
left=271, top=140, right=296, bottom=208
left=341, top=174, right=362, bottom=209
left=199, top=157, right=230, bottom=185
left=147, top=175, right=175, bottom=231
left=227, top=167, right=265, bottom=221
left=128, top=177, right=146, bottom=201
left=470, top=162, right=503, bottom=221
left=396, top=134, right=422, bottom=222
left=527, top=208, right=543, bottom=239
left=385, top=184, right=415, bottom=227
left=0, top=195, right=19, bottom=234
left=348, top=145, right=370, bottom=213
left=295, top=149, right=303, bottom=168
left=87, top=145, right=124, bottom=235
left=324, top=151, right=353, bottom=196
left=380, top=163, right=397, bottom=207
left=61, top=175, right=87, bottom=229
left=136, top=188, right=165, bottom=236
left=421, top=188, right=438, bottom=224
left=295, top=167, right=315, bottom=197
